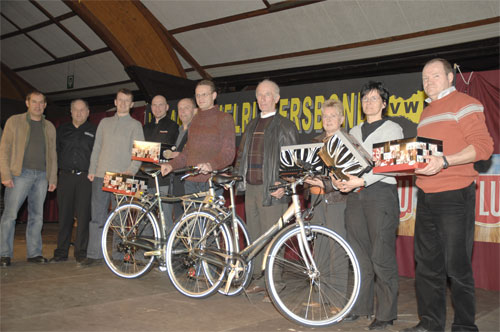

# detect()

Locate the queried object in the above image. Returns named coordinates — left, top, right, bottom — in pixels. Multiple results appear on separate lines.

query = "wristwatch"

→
left=442, top=156, right=449, bottom=169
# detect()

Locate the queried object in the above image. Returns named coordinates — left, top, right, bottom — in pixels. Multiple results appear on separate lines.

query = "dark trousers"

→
left=345, top=182, right=400, bottom=321
left=414, top=182, right=478, bottom=332
left=54, top=171, right=92, bottom=259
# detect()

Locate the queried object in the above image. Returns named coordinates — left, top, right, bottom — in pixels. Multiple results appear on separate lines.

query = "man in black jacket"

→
left=51, top=99, right=96, bottom=263
left=235, top=79, right=299, bottom=295
left=143, top=95, right=178, bottom=232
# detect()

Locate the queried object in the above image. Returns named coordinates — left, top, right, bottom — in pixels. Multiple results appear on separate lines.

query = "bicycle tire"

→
left=166, top=209, right=231, bottom=298
left=102, top=203, right=160, bottom=279
left=265, top=224, right=360, bottom=327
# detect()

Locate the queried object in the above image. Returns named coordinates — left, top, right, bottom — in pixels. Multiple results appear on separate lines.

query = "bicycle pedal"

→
left=144, top=250, right=161, bottom=257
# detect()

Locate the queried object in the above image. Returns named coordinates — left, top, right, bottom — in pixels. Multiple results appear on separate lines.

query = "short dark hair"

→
left=360, top=81, right=390, bottom=116
left=196, top=80, right=216, bottom=93
left=116, top=88, right=134, bottom=101
left=424, top=58, right=453, bottom=75
left=70, top=99, right=89, bottom=110
left=26, top=90, right=46, bottom=103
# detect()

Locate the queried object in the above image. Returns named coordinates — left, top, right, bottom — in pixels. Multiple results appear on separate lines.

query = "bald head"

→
left=177, top=98, right=197, bottom=128
left=151, top=95, right=169, bottom=122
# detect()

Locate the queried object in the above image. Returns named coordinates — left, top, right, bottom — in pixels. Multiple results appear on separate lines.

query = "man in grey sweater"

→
left=79, top=88, right=144, bottom=267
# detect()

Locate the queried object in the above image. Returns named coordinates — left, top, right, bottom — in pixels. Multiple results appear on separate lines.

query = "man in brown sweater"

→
left=161, top=80, right=235, bottom=195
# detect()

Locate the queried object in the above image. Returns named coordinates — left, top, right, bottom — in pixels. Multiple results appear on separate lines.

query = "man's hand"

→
left=331, top=174, right=363, bottom=193
left=170, top=151, right=180, bottom=158
left=48, top=184, right=56, bottom=192
left=197, top=162, right=212, bottom=175
left=87, top=174, right=95, bottom=182
left=270, top=181, right=285, bottom=199
left=415, top=155, right=444, bottom=176
left=161, top=163, right=173, bottom=176
left=304, top=177, right=324, bottom=188
left=2, top=179, right=14, bottom=188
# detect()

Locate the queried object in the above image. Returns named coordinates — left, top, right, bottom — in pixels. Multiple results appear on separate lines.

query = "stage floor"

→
left=1, top=223, right=499, bottom=332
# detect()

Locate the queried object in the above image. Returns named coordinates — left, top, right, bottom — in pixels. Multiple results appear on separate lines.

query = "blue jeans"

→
left=0, top=168, right=48, bottom=258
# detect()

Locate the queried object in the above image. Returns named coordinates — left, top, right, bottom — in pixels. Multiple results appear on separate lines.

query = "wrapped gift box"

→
left=318, top=130, right=373, bottom=181
left=102, top=172, right=148, bottom=197
left=372, top=136, right=443, bottom=175
left=280, top=142, right=325, bottom=177
left=131, top=140, right=175, bottom=163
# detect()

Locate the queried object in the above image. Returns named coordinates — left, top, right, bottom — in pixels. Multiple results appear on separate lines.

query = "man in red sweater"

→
left=402, top=59, right=493, bottom=332
left=161, top=80, right=235, bottom=194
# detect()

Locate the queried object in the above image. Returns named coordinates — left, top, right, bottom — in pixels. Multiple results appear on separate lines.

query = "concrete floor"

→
left=1, top=223, right=499, bottom=332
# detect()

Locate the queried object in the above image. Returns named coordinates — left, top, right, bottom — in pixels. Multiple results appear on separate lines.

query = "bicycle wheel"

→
left=102, top=203, right=160, bottom=279
left=217, top=215, right=253, bottom=296
left=265, top=224, right=360, bottom=327
left=166, top=209, right=231, bottom=298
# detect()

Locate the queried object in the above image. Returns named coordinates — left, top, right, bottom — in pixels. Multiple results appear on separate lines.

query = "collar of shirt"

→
left=425, top=86, right=456, bottom=103
left=260, top=111, right=276, bottom=119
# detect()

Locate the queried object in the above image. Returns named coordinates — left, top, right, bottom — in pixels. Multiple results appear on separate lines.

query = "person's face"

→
left=361, top=89, right=386, bottom=122
left=114, top=92, right=134, bottom=116
left=256, top=82, right=280, bottom=114
left=322, top=106, right=344, bottom=135
left=177, top=99, right=196, bottom=125
left=25, top=93, right=46, bottom=120
left=151, top=96, right=168, bottom=120
left=71, top=100, right=89, bottom=127
left=195, top=85, right=216, bottom=111
left=422, top=61, right=453, bottom=101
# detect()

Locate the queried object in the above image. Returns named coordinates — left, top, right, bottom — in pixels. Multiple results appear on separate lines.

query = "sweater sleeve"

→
left=208, top=113, right=236, bottom=170
left=47, top=123, right=58, bottom=186
left=126, top=121, right=145, bottom=175
left=458, top=108, right=494, bottom=162
left=88, top=121, right=104, bottom=175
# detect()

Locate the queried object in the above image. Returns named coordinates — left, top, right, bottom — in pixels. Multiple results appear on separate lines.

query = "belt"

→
left=61, top=169, right=88, bottom=175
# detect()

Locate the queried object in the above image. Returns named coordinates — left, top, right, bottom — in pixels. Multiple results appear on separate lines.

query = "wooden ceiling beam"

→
left=193, top=16, right=500, bottom=71
left=1, top=12, right=76, bottom=40
left=1, top=13, right=57, bottom=59
left=30, top=0, right=90, bottom=52
left=170, top=0, right=324, bottom=34
left=64, top=0, right=185, bottom=78
left=13, top=47, right=110, bottom=72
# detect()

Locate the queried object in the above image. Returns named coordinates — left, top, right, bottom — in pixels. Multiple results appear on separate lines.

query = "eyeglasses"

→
left=195, top=92, right=211, bottom=98
left=361, top=96, right=381, bottom=103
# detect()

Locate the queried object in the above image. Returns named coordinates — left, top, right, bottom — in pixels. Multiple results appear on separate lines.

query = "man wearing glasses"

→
left=161, top=80, right=235, bottom=195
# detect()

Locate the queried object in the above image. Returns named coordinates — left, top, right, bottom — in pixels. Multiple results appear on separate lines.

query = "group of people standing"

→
left=0, top=57, right=493, bottom=332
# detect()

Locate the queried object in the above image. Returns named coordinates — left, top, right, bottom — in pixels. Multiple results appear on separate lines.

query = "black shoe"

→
left=27, top=256, right=48, bottom=263
left=369, top=319, right=394, bottom=330
left=49, top=256, right=68, bottom=263
left=77, top=258, right=103, bottom=267
left=0, top=257, right=11, bottom=267
left=400, top=323, right=430, bottom=332
left=343, top=314, right=360, bottom=322
left=75, top=257, right=86, bottom=263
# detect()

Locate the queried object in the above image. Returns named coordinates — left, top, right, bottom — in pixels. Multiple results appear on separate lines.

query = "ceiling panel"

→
left=358, top=1, right=412, bottom=38
left=1, top=34, right=53, bottom=69
left=0, top=15, right=18, bottom=35
left=142, top=0, right=264, bottom=30
left=18, top=51, right=130, bottom=93
left=0, top=0, right=47, bottom=29
left=27, top=24, right=84, bottom=57
left=47, top=81, right=139, bottom=103
left=61, top=16, right=107, bottom=50
left=36, top=0, right=71, bottom=17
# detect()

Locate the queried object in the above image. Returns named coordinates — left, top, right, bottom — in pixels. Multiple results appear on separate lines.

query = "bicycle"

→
left=165, top=163, right=361, bottom=327
left=101, top=166, right=251, bottom=280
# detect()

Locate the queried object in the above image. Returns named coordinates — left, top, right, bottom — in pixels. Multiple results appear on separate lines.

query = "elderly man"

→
left=0, top=91, right=57, bottom=266
left=80, top=88, right=144, bottom=267
left=402, top=59, right=493, bottom=332
left=143, top=95, right=178, bottom=232
left=234, top=79, right=299, bottom=294
left=51, top=99, right=96, bottom=263
left=161, top=80, right=235, bottom=195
